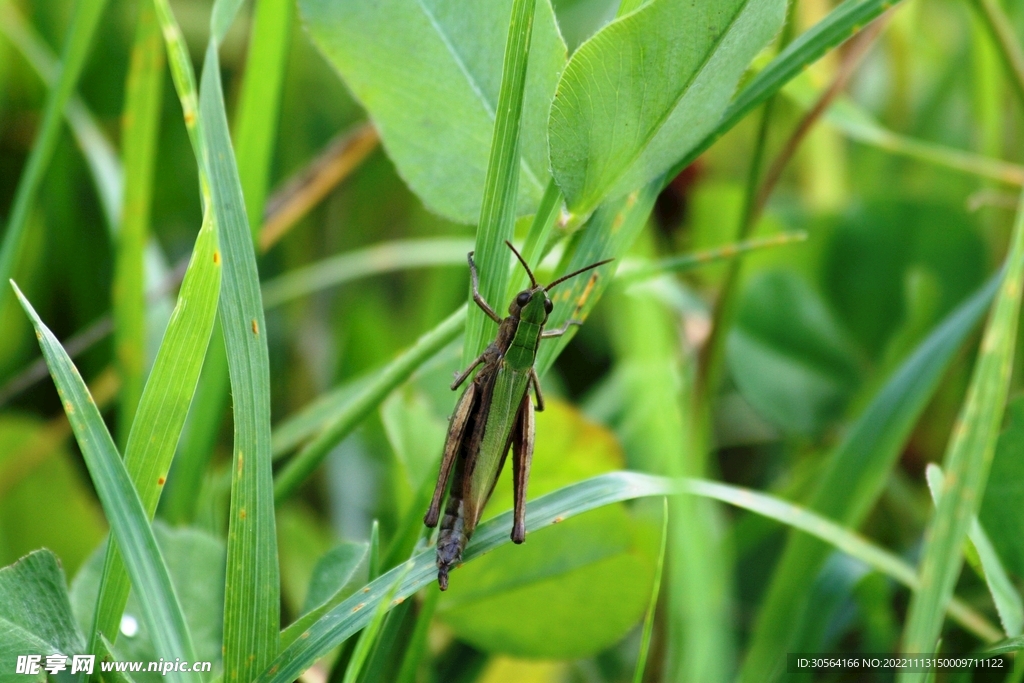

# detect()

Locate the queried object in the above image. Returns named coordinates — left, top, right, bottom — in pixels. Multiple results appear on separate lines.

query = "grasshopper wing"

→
left=425, top=381, right=477, bottom=528
left=510, top=391, right=535, bottom=544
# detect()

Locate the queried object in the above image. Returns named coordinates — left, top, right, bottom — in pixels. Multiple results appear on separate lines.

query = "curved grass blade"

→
left=464, top=0, right=542, bottom=362
left=88, top=213, right=221, bottom=650
left=274, top=306, right=466, bottom=501
left=617, top=232, right=808, bottom=284
left=899, top=190, right=1024, bottom=674
left=11, top=282, right=199, bottom=683
left=340, top=561, right=412, bottom=683
left=926, top=464, right=1024, bottom=637
left=255, top=473, right=999, bottom=683
left=261, top=238, right=473, bottom=309
left=739, top=272, right=1001, bottom=681
left=665, top=0, right=905, bottom=184
left=632, top=498, right=668, bottom=683
left=0, top=0, right=109, bottom=318
left=114, top=0, right=165, bottom=441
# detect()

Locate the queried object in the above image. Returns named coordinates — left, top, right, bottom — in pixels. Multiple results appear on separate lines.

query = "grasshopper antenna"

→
left=505, top=240, right=538, bottom=288
left=545, top=258, right=614, bottom=291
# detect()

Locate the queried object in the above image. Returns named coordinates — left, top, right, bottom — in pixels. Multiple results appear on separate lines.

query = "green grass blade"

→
left=393, top=586, right=441, bottom=683
left=255, top=472, right=999, bottom=683
left=926, top=464, right=1024, bottom=637
left=617, top=232, right=808, bottom=284
left=261, top=238, right=473, bottom=309
left=274, top=306, right=466, bottom=501
left=739, top=272, right=1001, bottom=681
left=899, top=191, right=1024, bottom=673
left=340, top=562, right=411, bottom=683
left=11, top=283, right=199, bottom=682
left=160, top=326, right=229, bottom=524
left=199, top=39, right=281, bottom=682
left=0, top=2, right=122, bottom=229
left=114, top=0, right=165, bottom=443
left=664, top=0, right=903, bottom=184
left=464, top=0, right=539, bottom=361
left=234, top=0, right=293, bottom=238
left=0, top=0, right=109, bottom=320
left=88, top=212, right=221, bottom=649
left=506, top=179, right=562, bottom=298
left=632, top=498, right=668, bottom=683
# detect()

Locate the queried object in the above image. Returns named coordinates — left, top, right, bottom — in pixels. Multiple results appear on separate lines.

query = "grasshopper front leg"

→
left=425, top=382, right=477, bottom=528
left=541, top=319, right=583, bottom=338
left=451, top=351, right=488, bottom=390
left=510, top=391, right=535, bottom=544
left=468, top=251, right=502, bottom=323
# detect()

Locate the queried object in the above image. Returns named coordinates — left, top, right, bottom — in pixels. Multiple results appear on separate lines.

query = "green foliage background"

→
left=2, top=0, right=1024, bottom=681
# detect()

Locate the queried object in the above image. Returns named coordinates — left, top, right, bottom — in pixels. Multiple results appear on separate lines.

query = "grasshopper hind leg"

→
left=511, top=393, right=535, bottom=544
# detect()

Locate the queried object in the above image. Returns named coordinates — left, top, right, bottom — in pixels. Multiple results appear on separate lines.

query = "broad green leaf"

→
left=738, top=272, right=1000, bottom=682
left=299, top=0, right=567, bottom=224
left=900, top=191, right=1024, bottom=673
left=728, top=270, right=862, bottom=435
left=548, top=0, right=786, bottom=215
left=0, top=416, right=106, bottom=576
left=254, top=472, right=998, bottom=683
left=926, top=464, right=1023, bottom=637
left=0, top=0, right=109, bottom=318
left=980, top=397, right=1024, bottom=578
left=114, top=0, right=165, bottom=440
left=0, top=550, right=84, bottom=681
left=437, top=401, right=657, bottom=658
left=91, top=210, right=221, bottom=650
left=71, top=525, right=226, bottom=682
left=12, top=284, right=199, bottom=683
left=664, top=0, right=907, bottom=182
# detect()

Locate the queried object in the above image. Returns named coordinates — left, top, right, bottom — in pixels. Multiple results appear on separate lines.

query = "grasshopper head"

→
left=503, top=240, right=613, bottom=324
left=510, top=287, right=553, bottom=324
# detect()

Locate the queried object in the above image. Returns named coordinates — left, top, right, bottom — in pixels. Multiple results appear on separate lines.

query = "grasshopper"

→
left=424, top=241, right=613, bottom=590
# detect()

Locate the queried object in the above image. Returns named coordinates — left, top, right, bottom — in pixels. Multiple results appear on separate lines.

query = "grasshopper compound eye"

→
left=516, top=291, right=531, bottom=307
left=544, top=298, right=553, bottom=314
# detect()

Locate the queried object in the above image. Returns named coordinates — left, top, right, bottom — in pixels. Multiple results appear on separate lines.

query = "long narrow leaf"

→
left=234, top=0, right=293, bottom=238
left=464, top=0, right=540, bottom=361
left=0, top=0, right=109, bottom=318
left=11, top=282, right=199, bottom=683
left=255, top=472, right=999, bottom=683
left=114, top=0, right=164, bottom=442
left=89, top=212, right=221, bottom=650
left=900, top=190, right=1024, bottom=674
left=199, top=38, right=281, bottom=683
left=926, top=464, right=1024, bottom=637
